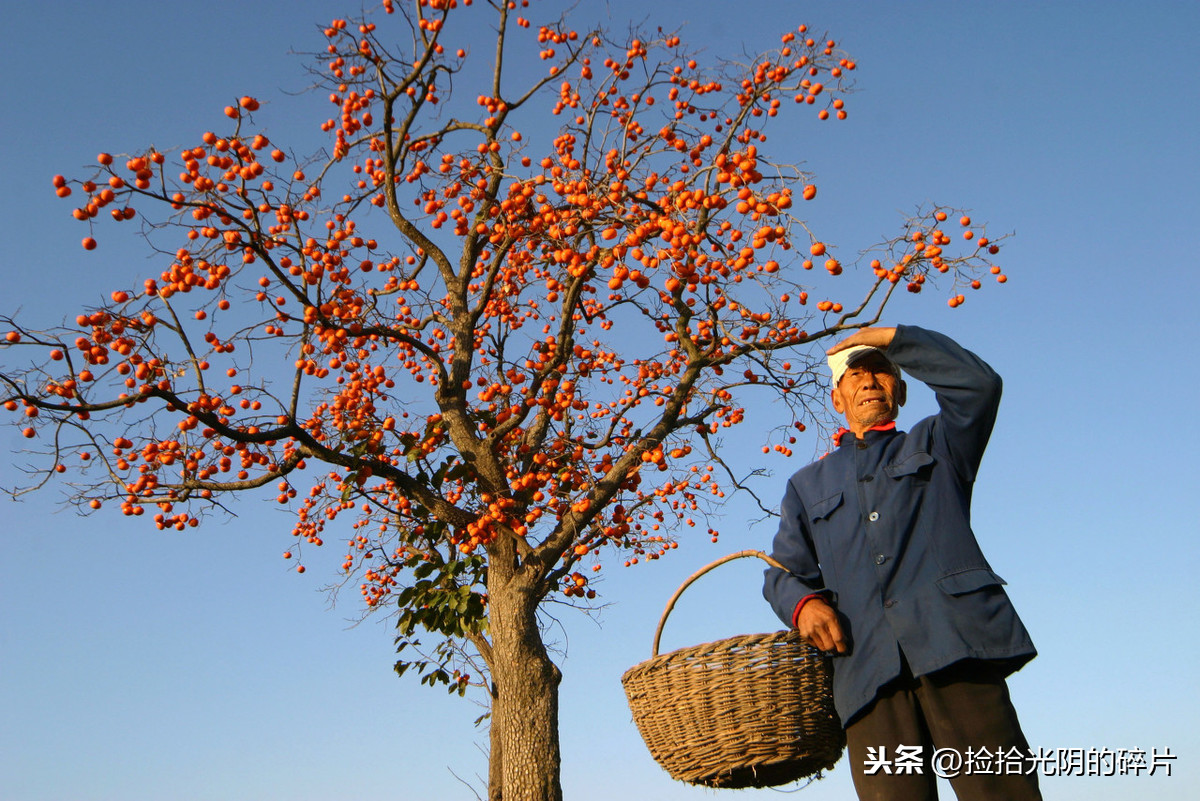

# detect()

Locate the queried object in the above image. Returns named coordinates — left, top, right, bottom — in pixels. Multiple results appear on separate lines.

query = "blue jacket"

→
left=763, top=325, right=1035, bottom=725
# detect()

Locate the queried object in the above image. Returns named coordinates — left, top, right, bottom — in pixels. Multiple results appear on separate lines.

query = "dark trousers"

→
left=845, top=656, right=1042, bottom=801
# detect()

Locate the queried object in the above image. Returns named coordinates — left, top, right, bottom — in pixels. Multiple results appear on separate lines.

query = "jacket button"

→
left=856, top=440, right=868, bottom=450
left=884, top=599, right=897, bottom=608
left=875, top=554, right=887, bottom=565
left=868, top=511, right=880, bottom=522
left=860, top=474, right=874, bottom=482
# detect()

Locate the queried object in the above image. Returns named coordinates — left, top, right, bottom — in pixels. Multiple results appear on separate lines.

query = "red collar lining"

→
left=832, top=421, right=896, bottom=447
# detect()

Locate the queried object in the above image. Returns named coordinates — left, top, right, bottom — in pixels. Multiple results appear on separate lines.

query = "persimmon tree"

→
left=1, top=1, right=1009, bottom=799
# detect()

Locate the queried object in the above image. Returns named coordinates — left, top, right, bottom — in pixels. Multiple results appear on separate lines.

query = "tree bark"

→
left=486, top=576, right=563, bottom=801
left=488, top=680, right=503, bottom=801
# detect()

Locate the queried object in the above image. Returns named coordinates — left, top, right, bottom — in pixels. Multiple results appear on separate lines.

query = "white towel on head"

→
left=827, top=345, right=897, bottom=386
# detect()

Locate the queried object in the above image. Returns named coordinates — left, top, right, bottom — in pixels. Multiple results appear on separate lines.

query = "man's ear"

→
left=830, top=386, right=845, bottom=414
left=896, top=379, right=907, bottom=408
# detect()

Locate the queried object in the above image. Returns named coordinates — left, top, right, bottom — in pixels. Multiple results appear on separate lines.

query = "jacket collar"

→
left=833, top=421, right=897, bottom=448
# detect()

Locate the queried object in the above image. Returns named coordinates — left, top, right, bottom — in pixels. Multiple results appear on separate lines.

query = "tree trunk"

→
left=486, top=577, right=563, bottom=801
left=488, top=680, right=503, bottom=801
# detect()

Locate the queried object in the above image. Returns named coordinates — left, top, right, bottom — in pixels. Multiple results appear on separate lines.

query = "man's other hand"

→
left=826, top=326, right=896, bottom=356
left=797, top=597, right=849, bottom=654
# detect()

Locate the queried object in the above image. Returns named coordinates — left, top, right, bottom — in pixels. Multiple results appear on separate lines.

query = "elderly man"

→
left=763, top=325, right=1040, bottom=800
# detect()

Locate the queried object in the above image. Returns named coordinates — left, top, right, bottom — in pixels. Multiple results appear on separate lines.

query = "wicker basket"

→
left=621, top=550, right=844, bottom=788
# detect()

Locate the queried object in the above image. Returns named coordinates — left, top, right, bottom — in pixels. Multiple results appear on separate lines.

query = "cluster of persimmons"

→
left=3, top=0, right=1006, bottom=622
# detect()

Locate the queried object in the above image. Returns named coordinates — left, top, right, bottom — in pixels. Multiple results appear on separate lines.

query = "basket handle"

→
left=651, top=549, right=787, bottom=657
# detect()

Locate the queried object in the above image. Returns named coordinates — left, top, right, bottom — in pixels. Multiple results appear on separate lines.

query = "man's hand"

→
left=826, top=326, right=897, bottom=356
left=796, top=597, right=849, bottom=654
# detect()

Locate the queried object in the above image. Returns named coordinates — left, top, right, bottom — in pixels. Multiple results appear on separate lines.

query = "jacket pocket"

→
left=884, top=450, right=935, bottom=479
left=936, top=567, right=1007, bottom=596
left=808, top=491, right=843, bottom=522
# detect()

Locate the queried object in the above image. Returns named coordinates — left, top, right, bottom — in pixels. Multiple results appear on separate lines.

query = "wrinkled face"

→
left=831, top=352, right=906, bottom=434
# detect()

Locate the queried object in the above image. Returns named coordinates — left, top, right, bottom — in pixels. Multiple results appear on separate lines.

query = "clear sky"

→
left=2, top=1, right=1197, bottom=799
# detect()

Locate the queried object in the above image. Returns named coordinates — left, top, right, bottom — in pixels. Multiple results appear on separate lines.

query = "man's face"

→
left=831, top=352, right=906, bottom=433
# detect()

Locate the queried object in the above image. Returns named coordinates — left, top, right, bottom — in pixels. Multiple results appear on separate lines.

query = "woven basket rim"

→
left=621, top=629, right=808, bottom=683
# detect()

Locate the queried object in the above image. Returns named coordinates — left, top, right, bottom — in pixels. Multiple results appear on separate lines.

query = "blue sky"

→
left=1, top=1, right=1197, bottom=799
